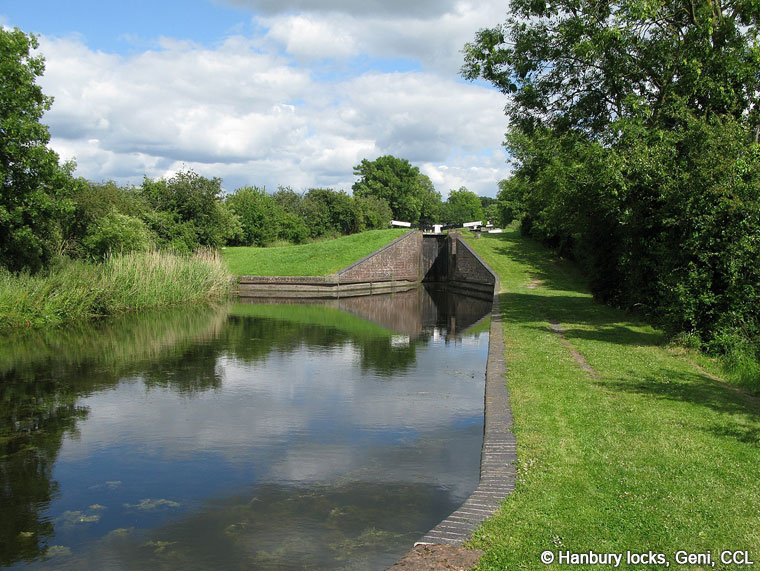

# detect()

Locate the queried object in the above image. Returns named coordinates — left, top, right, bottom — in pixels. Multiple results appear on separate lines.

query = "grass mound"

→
left=222, top=229, right=408, bottom=276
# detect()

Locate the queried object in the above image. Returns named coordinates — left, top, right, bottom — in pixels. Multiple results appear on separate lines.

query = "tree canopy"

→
left=465, top=0, right=760, bottom=360
left=441, top=187, right=483, bottom=225
left=463, top=0, right=760, bottom=136
left=352, top=155, right=441, bottom=223
left=0, top=28, right=74, bottom=271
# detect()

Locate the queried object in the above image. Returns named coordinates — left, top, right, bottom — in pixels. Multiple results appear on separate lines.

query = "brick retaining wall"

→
left=237, top=230, right=498, bottom=301
left=338, top=230, right=422, bottom=283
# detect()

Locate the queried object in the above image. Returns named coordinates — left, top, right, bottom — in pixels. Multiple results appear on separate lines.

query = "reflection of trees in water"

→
left=0, top=305, right=228, bottom=565
left=359, top=338, right=419, bottom=376
left=0, top=289, right=490, bottom=566
left=219, top=314, right=422, bottom=377
left=0, top=391, right=87, bottom=566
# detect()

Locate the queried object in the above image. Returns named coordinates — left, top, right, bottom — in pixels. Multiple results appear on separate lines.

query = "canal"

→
left=0, top=285, right=491, bottom=570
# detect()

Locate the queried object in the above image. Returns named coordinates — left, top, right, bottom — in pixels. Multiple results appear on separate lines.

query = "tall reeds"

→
left=0, top=250, right=232, bottom=330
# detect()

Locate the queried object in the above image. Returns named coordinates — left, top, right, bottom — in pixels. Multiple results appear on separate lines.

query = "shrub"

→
left=82, top=211, right=153, bottom=259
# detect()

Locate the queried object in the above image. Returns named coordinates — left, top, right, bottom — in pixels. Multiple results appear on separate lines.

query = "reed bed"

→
left=0, top=250, right=232, bottom=330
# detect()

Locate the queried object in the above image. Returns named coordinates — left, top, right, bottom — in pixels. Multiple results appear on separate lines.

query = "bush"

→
left=81, top=211, right=153, bottom=259
left=226, top=186, right=281, bottom=246
left=139, top=170, right=242, bottom=249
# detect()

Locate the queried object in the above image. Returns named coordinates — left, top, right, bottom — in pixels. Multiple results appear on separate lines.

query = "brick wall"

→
left=338, top=231, right=422, bottom=283
left=449, top=232, right=497, bottom=288
left=422, top=235, right=448, bottom=282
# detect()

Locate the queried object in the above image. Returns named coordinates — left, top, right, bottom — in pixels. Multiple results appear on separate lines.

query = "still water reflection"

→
left=0, top=286, right=491, bottom=570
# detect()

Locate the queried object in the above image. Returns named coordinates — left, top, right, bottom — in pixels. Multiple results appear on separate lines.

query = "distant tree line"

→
left=1, top=25, right=495, bottom=273
left=59, top=160, right=495, bottom=259
left=465, top=0, right=760, bottom=368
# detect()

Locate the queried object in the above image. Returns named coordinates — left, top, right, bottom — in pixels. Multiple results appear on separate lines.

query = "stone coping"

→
left=413, top=291, right=516, bottom=547
left=406, top=240, right=517, bottom=552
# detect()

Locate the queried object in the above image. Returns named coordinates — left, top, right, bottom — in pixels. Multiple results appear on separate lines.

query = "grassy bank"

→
left=463, top=230, right=760, bottom=570
left=0, top=250, right=231, bottom=330
left=222, top=228, right=408, bottom=276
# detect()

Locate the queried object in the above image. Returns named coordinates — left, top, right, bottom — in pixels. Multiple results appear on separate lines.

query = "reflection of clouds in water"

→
left=61, top=335, right=486, bottom=470
left=54, top=323, right=487, bottom=543
left=23, top=306, right=489, bottom=571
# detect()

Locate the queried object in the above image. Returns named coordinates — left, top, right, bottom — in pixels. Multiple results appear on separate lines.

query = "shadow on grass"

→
left=600, top=369, right=760, bottom=443
left=478, top=234, right=664, bottom=349
left=488, top=232, right=588, bottom=294
left=497, top=292, right=664, bottom=348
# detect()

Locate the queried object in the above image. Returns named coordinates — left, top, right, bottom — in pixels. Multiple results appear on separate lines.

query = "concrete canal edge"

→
left=390, top=239, right=517, bottom=569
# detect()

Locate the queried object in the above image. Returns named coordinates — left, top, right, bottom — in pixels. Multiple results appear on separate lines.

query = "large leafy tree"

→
left=463, top=0, right=760, bottom=135
left=352, top=155, right=439, bottom=223
left=464, top=0, right=760, bottom=352
left=0, top=28, right=74, bottom=271
left=441, top=187, right=484, bottom=225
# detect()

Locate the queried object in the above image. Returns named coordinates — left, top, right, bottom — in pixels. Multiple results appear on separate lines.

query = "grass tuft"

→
left=0, top=250, right=231, bottom=330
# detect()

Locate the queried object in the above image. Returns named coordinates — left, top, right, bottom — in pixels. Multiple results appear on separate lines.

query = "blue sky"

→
left=2, top=0, right=510, bottom=196
left=2, top=0, right=254, bottom=53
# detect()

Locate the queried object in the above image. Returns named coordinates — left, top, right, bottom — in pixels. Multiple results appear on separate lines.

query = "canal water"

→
left=0, top=286, right=491, bottom=570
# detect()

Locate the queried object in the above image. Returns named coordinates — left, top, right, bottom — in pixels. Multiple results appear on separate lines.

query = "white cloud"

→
left=264, top=14, right=357, bottom=60
left=34, top=2, right=509, bottom=198
left=256, top=2, right=506, bottom=74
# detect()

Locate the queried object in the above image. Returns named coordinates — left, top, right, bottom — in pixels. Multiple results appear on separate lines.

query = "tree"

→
left=416, top=174, right=443, bottom=224
left=140, top=170, right=241, bottom=250
left=61, top=180, right=148, bottom=257
left=462, top=0, right=760, bottom=137
left=301, top=188, right=360, bottom=237
left=226, top=186, right=280, bottom=246
left=355, top=195, right=393, bottom=230
left=441, top=187, right=483, bottom=225
left=464, top=0, right=760, bottom=354
left=81, top=211, right=153, bottom=259
left=0, top=28, right=74, bottom=271
left=353, top=155, right=434, bottom=222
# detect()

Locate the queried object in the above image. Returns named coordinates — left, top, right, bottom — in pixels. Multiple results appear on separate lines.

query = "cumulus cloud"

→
left=33, top=1, right=509, bottom=197
left=256, top=2, right=506, bottom=74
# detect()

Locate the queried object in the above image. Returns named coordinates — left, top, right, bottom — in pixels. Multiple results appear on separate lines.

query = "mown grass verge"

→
left=0, top=250, right=231, bottom=330
left=222, top=228, right=408, bottom=276
left=463, top=230, right=760, bottom=570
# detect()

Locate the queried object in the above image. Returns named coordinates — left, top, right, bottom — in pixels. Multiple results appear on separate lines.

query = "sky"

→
left=2, top=0, right=510, bottom=197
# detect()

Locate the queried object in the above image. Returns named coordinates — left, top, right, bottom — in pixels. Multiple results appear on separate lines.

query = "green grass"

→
left=0, top=250, right=231, bottom=330
left=222, top=229, right=408, bottom=276
left=462, top=230, right=760, bottom=570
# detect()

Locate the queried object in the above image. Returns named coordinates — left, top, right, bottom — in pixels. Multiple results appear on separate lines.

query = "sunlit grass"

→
left=462, top=230, right=760, bottom=570
left=222, top=229, right=408, bottom=276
